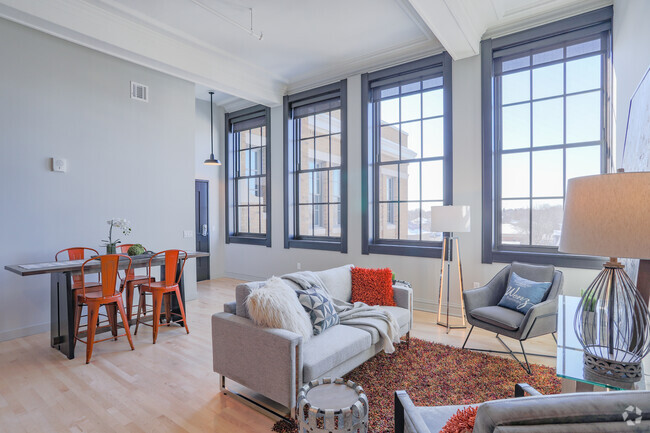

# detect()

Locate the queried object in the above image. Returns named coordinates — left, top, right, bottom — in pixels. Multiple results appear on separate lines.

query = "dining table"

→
left=4, top=251, right=209, bottom=360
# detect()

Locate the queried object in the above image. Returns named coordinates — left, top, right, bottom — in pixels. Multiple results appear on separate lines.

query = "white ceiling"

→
left=0, top=0, right=611, bottom=110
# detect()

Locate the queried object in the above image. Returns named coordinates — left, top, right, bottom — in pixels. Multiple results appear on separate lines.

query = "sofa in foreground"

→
left=211, top=265, right=413, bottom=417
left=395, top=384, right=650, bottom=432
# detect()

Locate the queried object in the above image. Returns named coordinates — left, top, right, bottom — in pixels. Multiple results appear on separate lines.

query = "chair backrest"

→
left=56, top=247, right=99, bottom=286
left=81, top=254, right=132, bottom=298
left=148, top=250, right=187, bottom=286
left=508, top=261, right=561, bottom=302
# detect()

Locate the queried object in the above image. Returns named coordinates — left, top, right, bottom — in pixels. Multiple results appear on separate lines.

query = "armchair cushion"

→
left=497, top=272, right=552, bottom=314
left=470, top=306, right=525, bottom=331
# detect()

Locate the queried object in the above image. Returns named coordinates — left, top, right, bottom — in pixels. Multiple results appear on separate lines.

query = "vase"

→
left=106, top=244, right=117, bottom=254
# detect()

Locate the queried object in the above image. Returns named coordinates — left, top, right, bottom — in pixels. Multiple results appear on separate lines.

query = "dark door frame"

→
left=195, top=179, right=210, bottom=281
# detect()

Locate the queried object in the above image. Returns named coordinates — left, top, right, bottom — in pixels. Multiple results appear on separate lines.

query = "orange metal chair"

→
left=135, top=250, right=189, bottom=344
left=74, top=254, right=135, bottom=363
left=117, top=244, right=155, bottom=321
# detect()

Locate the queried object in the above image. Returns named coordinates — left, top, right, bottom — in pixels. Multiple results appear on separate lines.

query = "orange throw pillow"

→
left=440, top=406, right=478, bottom=433
left=350, top=267, right=396, bottom=306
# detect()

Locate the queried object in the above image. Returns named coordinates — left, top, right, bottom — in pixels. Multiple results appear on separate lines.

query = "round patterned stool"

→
left=297, top=377, right=368, bottom=433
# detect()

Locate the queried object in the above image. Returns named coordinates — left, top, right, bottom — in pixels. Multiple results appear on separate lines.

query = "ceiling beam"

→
left=407, top=0, right=500, bottom=60
left=0, top=0, right=284, bottom=106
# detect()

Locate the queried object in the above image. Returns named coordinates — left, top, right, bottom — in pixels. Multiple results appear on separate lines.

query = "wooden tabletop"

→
left=4, top=252, right=210, bottom=277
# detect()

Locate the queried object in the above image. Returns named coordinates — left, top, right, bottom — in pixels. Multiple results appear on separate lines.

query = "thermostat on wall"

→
left=52, top=158, right=67, bottom=173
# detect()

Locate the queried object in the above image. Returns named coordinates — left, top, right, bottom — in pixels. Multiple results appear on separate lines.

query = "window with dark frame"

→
left=482, top=7, right=612, bottom=268
left=284, top=81, right=347, bottom=252
left=225, top=105, right=271, bottom=247
left=362, top=53, right=453, bottom=258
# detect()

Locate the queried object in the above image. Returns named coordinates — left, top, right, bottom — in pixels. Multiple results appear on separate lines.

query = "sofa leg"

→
left=219, top=375, right=294, bottom=422
left=405, top=331, right=410, bottom=348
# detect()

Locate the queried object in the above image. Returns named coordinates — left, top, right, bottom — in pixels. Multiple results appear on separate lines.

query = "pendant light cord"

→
left=210, top=91, right=214, bottom=155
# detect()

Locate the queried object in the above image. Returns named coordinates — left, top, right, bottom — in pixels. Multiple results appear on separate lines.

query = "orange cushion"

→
left=440, top=406, right=478, bottom=433
left=350, top=267, right=396, bottom=306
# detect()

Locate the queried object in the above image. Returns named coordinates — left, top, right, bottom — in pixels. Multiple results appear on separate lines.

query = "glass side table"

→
left=556, top=295, right=649, bottom=391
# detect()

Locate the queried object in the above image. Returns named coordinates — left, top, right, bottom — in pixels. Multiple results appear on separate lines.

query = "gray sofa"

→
left=211, top=265, right=413, bottom=417
left=395, top=385, right=650, bottom=432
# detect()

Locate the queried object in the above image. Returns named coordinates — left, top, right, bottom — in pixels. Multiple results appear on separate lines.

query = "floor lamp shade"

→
left=430, top=205, right=471, bottom=233
left=559, top=172, right=650, bottom=259
left=559, top=172, right=650, bottom=383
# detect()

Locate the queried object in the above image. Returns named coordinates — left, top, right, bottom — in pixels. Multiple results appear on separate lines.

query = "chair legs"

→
left=461, top=326, right=555, bottom=374
left=85, top=303, right=101, bottom=364
left=116, top=298, right=134, bottom=351
left=135, top=289, right=189, bottom=343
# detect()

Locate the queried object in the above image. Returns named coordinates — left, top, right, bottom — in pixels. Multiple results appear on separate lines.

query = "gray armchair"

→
left=395, top=385, right=650, bottom=433
left=462, top=262, right=563, bottom=373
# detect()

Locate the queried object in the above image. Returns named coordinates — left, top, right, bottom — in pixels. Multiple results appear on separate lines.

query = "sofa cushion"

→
left=236, top=283, right=256, bottom=319
left=315, top=264, right=354, bottom=302
left=302, top=325, right=372, bottom=382
left=471, top=306, right=525, bottom=331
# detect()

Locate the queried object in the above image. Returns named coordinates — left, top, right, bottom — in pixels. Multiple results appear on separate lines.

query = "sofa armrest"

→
left=393, top=284, right=413, bottom=330
left=395, top=391, right=432, bottom=433
left=223, top=301, right=236, bottom=314
left=463, top=266, right=510, bottom=313
left=212, top=312, right=303, bottom=409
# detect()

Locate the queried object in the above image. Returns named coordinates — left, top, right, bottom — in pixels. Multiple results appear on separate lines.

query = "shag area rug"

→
left=273, top=338, right=561, bottom=433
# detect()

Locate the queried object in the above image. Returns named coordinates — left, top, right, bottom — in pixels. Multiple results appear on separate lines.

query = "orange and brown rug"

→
left=273, top=338, right=561, bottom=433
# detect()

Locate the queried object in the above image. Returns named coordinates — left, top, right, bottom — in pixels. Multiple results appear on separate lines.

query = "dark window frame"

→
left=283, top=80, right=348, bottom=253
left=362, top=53, right=453, bottom=258
left=481, top=7, right=613, bottom=269
left=225, top=105, right=272, bottom=247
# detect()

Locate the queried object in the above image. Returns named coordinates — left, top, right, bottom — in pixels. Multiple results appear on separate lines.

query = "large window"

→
left=225, top=105, right=271, bottom=246
left=482, top=7, right=612, bottom=268
left=284, top=81, right=347, bottom=252
left=362, top=53, right=453, bottom=258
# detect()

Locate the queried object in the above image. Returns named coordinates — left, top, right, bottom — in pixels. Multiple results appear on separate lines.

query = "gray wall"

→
left=0, top=18, right=197, bottom=341
left=613, top=0, right=650, bottom=166
left=222, top=58, right=601, bottom=314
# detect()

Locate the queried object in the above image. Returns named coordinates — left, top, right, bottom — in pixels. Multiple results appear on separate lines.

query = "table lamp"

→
left=430, top=205, right=470, bottom=333
left=559, top=171, right=650, bottom=383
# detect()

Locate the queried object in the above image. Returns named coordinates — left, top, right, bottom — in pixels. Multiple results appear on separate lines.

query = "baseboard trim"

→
left=414, top=297, right=463, bottom=317
left=0, top=322, right=49, bottom=342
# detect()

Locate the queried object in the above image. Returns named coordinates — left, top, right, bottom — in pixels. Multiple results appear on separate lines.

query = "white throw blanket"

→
left=282, top=271, right=402, bottom=353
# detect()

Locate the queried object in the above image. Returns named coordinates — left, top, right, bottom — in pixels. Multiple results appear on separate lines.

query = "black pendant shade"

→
left=204, top=91, right=222, bottom=166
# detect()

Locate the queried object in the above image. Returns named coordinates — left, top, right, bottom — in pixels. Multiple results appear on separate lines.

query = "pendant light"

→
left=204, top=91, right=221, bottom=166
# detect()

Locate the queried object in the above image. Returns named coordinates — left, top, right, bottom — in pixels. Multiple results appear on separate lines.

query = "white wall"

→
left=613, top=0, right=650, bottom=167
left=222, top=55, right=600, bottom=313
left=194, top=98, right=226, bottom=278
left=0, top=18, right=197, bottom=341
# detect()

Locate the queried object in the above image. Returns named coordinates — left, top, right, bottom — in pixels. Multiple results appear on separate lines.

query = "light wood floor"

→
left=0, top=277, right=558, bottom=433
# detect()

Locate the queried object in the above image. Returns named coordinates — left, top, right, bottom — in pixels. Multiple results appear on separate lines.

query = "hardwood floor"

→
left=0, top=277, right=558, bottom=432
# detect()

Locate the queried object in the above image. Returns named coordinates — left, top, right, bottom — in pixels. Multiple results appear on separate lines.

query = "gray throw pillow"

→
left=295, top=288, right=340, bottom=335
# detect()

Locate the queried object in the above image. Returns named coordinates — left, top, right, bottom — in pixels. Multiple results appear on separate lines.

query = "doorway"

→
left=195, top=180, right=210, bottom=281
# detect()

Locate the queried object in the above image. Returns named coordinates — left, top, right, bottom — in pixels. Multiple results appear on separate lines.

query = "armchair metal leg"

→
left=552, top=332, right=557, bottom=344
left=461, top=325, right=474, bottom=349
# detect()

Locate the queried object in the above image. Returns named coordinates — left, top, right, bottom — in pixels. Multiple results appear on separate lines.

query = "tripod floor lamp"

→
left=431, top=205, right=471, bottom=333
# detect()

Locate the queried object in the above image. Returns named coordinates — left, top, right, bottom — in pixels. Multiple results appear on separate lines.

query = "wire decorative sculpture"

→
left=574, top=259, right=650, bottom=382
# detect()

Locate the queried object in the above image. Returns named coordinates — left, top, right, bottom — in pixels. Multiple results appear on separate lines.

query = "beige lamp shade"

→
left=559, top=172, right=650, bottom=259
left=430, top=205, right=471, bottom=233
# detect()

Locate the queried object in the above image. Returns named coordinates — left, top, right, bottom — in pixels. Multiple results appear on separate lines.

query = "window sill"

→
left=287, top=239, right=346, bottom=253
left=366, top=243, right=443, bottom=258
left=226, top=235, right=270, bottom=247
left=486, top=249, right=604, bottom=269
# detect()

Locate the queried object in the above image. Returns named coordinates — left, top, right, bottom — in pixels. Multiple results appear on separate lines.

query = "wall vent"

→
left=130, top=81, right=148, bottom=102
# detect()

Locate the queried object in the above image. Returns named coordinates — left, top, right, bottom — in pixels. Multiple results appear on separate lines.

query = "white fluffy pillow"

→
left=245, top=276, right=312, bottom=341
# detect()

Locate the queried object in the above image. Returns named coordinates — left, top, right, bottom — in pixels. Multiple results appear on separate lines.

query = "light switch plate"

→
left=52, top=158, right=67, bottom=172
left=183, top=230, right=194, bottom=238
